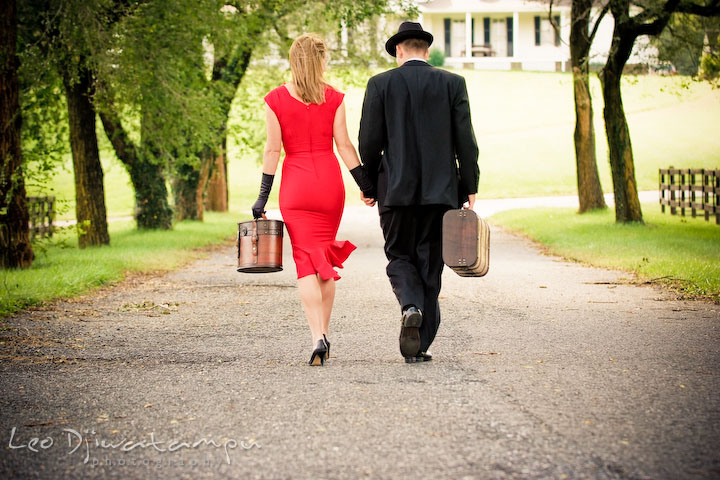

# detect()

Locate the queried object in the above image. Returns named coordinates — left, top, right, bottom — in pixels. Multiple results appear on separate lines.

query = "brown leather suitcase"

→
left=237, top=219, right=284, bottom=273
left=442, top=209, right=490, bottom=277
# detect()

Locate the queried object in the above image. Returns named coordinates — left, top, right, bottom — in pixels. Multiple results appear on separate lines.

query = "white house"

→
left=414, top=0, right=655, bottom=71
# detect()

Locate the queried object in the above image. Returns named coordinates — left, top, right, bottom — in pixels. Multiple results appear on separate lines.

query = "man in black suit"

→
left=358, top=21, right=479, bottom=363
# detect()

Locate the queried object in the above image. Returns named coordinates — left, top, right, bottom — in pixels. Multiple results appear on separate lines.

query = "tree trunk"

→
left=599, top=30, right=643, bottom=223
left=173, top=163, right=203, bottom=221
left=0, top=0, right=34, bottom=268
left=129, top=158, right=173, bottom=229
left=99, top=102, right=173, bottom=230
left=173, top=152, right=212, bottom=221
left=205, top=136, right=228, bottom=212
left=572, top=68, right=606, bottom=212
left=63, top=65, right=110, bottom=247
left=570, top=0, right=606, bottom=212
left=203, top=46, right=253, bottom=214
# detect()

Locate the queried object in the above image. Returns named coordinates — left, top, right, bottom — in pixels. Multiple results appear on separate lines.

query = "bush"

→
left=700, top=53, right=720, bottom=81
left=428, top=49, right=445, bottom=67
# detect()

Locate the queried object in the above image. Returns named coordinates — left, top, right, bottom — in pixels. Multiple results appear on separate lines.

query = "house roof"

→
left=416, top=0, right=571, bottom=13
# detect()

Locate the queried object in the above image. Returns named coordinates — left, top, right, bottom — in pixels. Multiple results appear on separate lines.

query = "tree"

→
left=653, top=14, right=720, bottom=77
left=1, top=0, right=34, bottom=268
left=567, top=0, right=609, bottom=212
left=599, top=0, right=720, bottom=223
left=561, top=0, right=720, bottom=223
left=58, top=0, right=111, bottom=247
left=201, top=0, right=415, bottom=216
left=17, top=0, right=111, bottom=246
left=96, top=0, right=219, bottom=227
left=62, top=63, right=110, bottom=247
left=98, top=0, right=414, bottom=224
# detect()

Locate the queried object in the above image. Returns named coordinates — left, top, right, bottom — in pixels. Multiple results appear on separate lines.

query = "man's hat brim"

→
left=385, top=30, right=434, bottom=57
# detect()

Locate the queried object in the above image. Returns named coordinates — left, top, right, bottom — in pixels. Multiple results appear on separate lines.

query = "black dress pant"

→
left=380, top=204, right=450, bottom=352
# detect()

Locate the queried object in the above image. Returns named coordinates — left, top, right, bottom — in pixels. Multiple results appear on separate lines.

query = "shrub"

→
left=428, top=49, right=445, bottom=67
left=700, top=52, right=720, bottom=81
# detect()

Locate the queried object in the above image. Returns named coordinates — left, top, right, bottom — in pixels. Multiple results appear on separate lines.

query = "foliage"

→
left=229, top=67, right=287, bottom=165
left=15, top=2, right=72, bottom=200
left=491, top=205, right=720, bottom=302
left=428, top=48, right=445, bottom=67
left=45, top=70, right=720, bottom=218
left=227, top=0, right=415, bottom=166
left=700, top=46, right=720, bottom=80
left=229, top=64, right=380, bottom=167
left=0, top=212, right=243, bottom=317
left=97, top=0, right=225, bottom=171
left=653, top=14, right=720, bottom=77
left=326, top=66, right=381, bottom=89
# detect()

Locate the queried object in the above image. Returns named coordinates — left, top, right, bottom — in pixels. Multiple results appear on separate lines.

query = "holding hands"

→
left=349, top=165, right=376, bottom=208
left=361, top=192, right=376, bottom=207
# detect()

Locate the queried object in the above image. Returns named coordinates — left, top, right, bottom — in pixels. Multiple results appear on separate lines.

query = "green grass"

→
left=346, top=70, right=720, bottom=199
left=14, top=69, right=719, bottom=315
left=0, top=211, right=245, bottom=317
left=490, top=204, right=720, bottom=302
left=33, top=70, right=720, bottom=218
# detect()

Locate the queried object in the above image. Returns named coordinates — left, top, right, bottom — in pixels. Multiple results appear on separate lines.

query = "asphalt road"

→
left=1, top=206, right=718, bottom=479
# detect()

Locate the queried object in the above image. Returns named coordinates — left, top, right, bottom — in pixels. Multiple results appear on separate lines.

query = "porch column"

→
left=560, top=10, right=568, bottom=71
left=513, top=11, right=519, bottom=58
left=465, top=11, right=472, bottom=59
left=340, top=21, right=348, bottom=57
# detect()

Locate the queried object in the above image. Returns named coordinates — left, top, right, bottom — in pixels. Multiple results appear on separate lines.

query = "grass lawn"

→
left=33, top=70, right=720, bottom=218
left=0, top=212, right=244, bottom=317
left=490, top=204, right=720, bottom=303
left=12, top=69, right=718, bottom=316
left=344, top=70, right=720, bottom=199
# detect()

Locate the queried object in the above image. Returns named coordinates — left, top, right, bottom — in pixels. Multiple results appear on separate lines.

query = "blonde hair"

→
left=289, top=34, right=328, bottom=105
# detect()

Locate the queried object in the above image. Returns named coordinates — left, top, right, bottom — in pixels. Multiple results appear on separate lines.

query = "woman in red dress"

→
left=251, top=34, right=375, bottom=366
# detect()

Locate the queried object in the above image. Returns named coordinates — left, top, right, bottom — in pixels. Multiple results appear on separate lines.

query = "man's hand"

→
left=361, top=192, right=376, bottom=207
left=463, top=194, right=476, bottom=210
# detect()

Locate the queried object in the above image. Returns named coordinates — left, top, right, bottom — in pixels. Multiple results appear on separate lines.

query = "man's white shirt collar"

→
left=406, top=58, right=428, bottom=63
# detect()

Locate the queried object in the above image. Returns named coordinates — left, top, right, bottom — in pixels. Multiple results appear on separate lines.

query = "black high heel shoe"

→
left=322, top=334, right=330, bottom=360
left=309, top=339, right=327, bottom=366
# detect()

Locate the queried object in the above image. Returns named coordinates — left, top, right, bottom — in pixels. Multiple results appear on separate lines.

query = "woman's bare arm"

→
left=262, top=104, right=282, bottom=174
left=332, top=101, right=361, bottom=171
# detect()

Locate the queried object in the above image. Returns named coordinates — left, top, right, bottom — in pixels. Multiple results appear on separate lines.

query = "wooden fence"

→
left=659, top=168, right=719, bottom=224
left=27, top=196, right=55, bottom=239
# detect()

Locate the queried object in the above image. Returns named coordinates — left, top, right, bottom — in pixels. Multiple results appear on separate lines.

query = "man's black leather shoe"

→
left=416, top=351, right=432, bottom=362
left=400, top=306, right=422, bottom=359
left=405, top=351, right=432, bottom=363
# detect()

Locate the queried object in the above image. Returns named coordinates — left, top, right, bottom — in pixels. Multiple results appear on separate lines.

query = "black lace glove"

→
left=350, top=166, right=376, bottom=199
left=252, top=173, right=274, bottom=219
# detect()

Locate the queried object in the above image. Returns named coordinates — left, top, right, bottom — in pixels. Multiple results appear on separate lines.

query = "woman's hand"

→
left=361, top=192, right=376, bottom=207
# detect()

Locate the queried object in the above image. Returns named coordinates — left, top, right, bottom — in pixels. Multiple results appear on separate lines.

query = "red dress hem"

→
left=294, top=240, right=357, bottom=281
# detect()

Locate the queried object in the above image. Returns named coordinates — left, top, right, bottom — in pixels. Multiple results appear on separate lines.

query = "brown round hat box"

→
left=237, top=219, right=284, bottom=273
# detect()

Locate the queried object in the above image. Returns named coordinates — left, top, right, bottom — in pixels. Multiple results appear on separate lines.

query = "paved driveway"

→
left=1, top=205, right=718, bottom=479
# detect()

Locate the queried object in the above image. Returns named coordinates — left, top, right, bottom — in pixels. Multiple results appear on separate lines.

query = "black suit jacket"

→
left=358, top=60, right=479, bottom=211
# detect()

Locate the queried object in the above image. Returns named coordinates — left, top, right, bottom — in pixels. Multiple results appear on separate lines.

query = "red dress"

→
left=264, top=85, right=356, bottom=281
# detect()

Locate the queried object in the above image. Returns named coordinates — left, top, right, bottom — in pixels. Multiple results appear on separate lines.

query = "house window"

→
left=534, top=15, right=561, bottom=47
left=444, top=18, right=451, bottom=56
left=471, top=17, right=475, bottom=44
left=506, top=17, right=513, bottom=57
left=483, top=17, right=490, bottom=45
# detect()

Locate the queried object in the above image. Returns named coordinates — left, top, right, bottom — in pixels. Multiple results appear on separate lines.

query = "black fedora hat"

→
left=385, top=21, right=433, bottom=57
